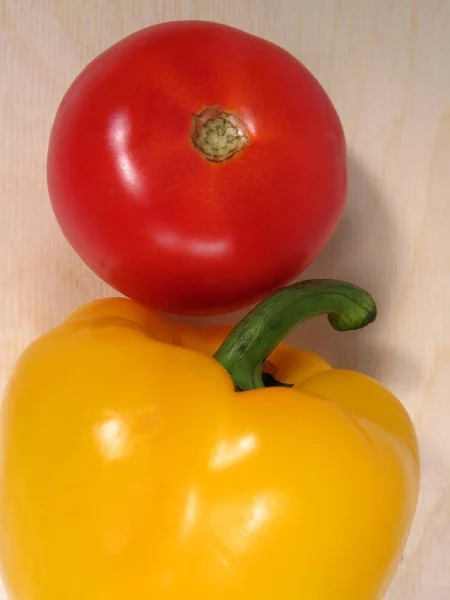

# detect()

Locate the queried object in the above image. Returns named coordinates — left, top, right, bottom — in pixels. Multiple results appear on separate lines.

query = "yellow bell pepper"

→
left=0, top=280, right=419, bottom=600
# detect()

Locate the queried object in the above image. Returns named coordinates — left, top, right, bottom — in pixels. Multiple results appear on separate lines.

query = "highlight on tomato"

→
left=47, top=20, right=348, bottom=315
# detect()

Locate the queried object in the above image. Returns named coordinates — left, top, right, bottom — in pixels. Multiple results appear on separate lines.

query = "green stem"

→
left=213, top=279, right=377, bottom=391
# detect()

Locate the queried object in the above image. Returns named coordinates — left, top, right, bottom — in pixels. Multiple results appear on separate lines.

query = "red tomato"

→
left=47, top=20, right=347, bottom=315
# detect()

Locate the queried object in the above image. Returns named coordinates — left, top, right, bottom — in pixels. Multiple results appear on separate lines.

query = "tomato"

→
left=47, top=20, right=347, bottom=315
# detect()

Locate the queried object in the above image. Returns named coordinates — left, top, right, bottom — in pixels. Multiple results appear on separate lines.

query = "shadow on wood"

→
left=286, top=152, right=419, bottom=385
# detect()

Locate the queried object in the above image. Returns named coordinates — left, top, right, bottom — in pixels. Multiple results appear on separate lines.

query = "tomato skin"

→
left=47, top=20, right=347, bottom=315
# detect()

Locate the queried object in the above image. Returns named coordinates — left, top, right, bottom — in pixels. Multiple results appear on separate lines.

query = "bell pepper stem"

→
left=213, top=279, right=377, bottom=391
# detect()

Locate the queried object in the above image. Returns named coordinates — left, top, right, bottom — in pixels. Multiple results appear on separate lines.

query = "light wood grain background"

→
left=1, top=1, right=449, bottom=598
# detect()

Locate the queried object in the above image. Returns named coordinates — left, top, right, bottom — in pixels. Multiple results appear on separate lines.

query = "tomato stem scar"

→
left=191, top=105, right=249, bottom=162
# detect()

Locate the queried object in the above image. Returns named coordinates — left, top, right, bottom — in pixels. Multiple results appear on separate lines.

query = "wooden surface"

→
left=1, top=0, right=449, bottom=598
